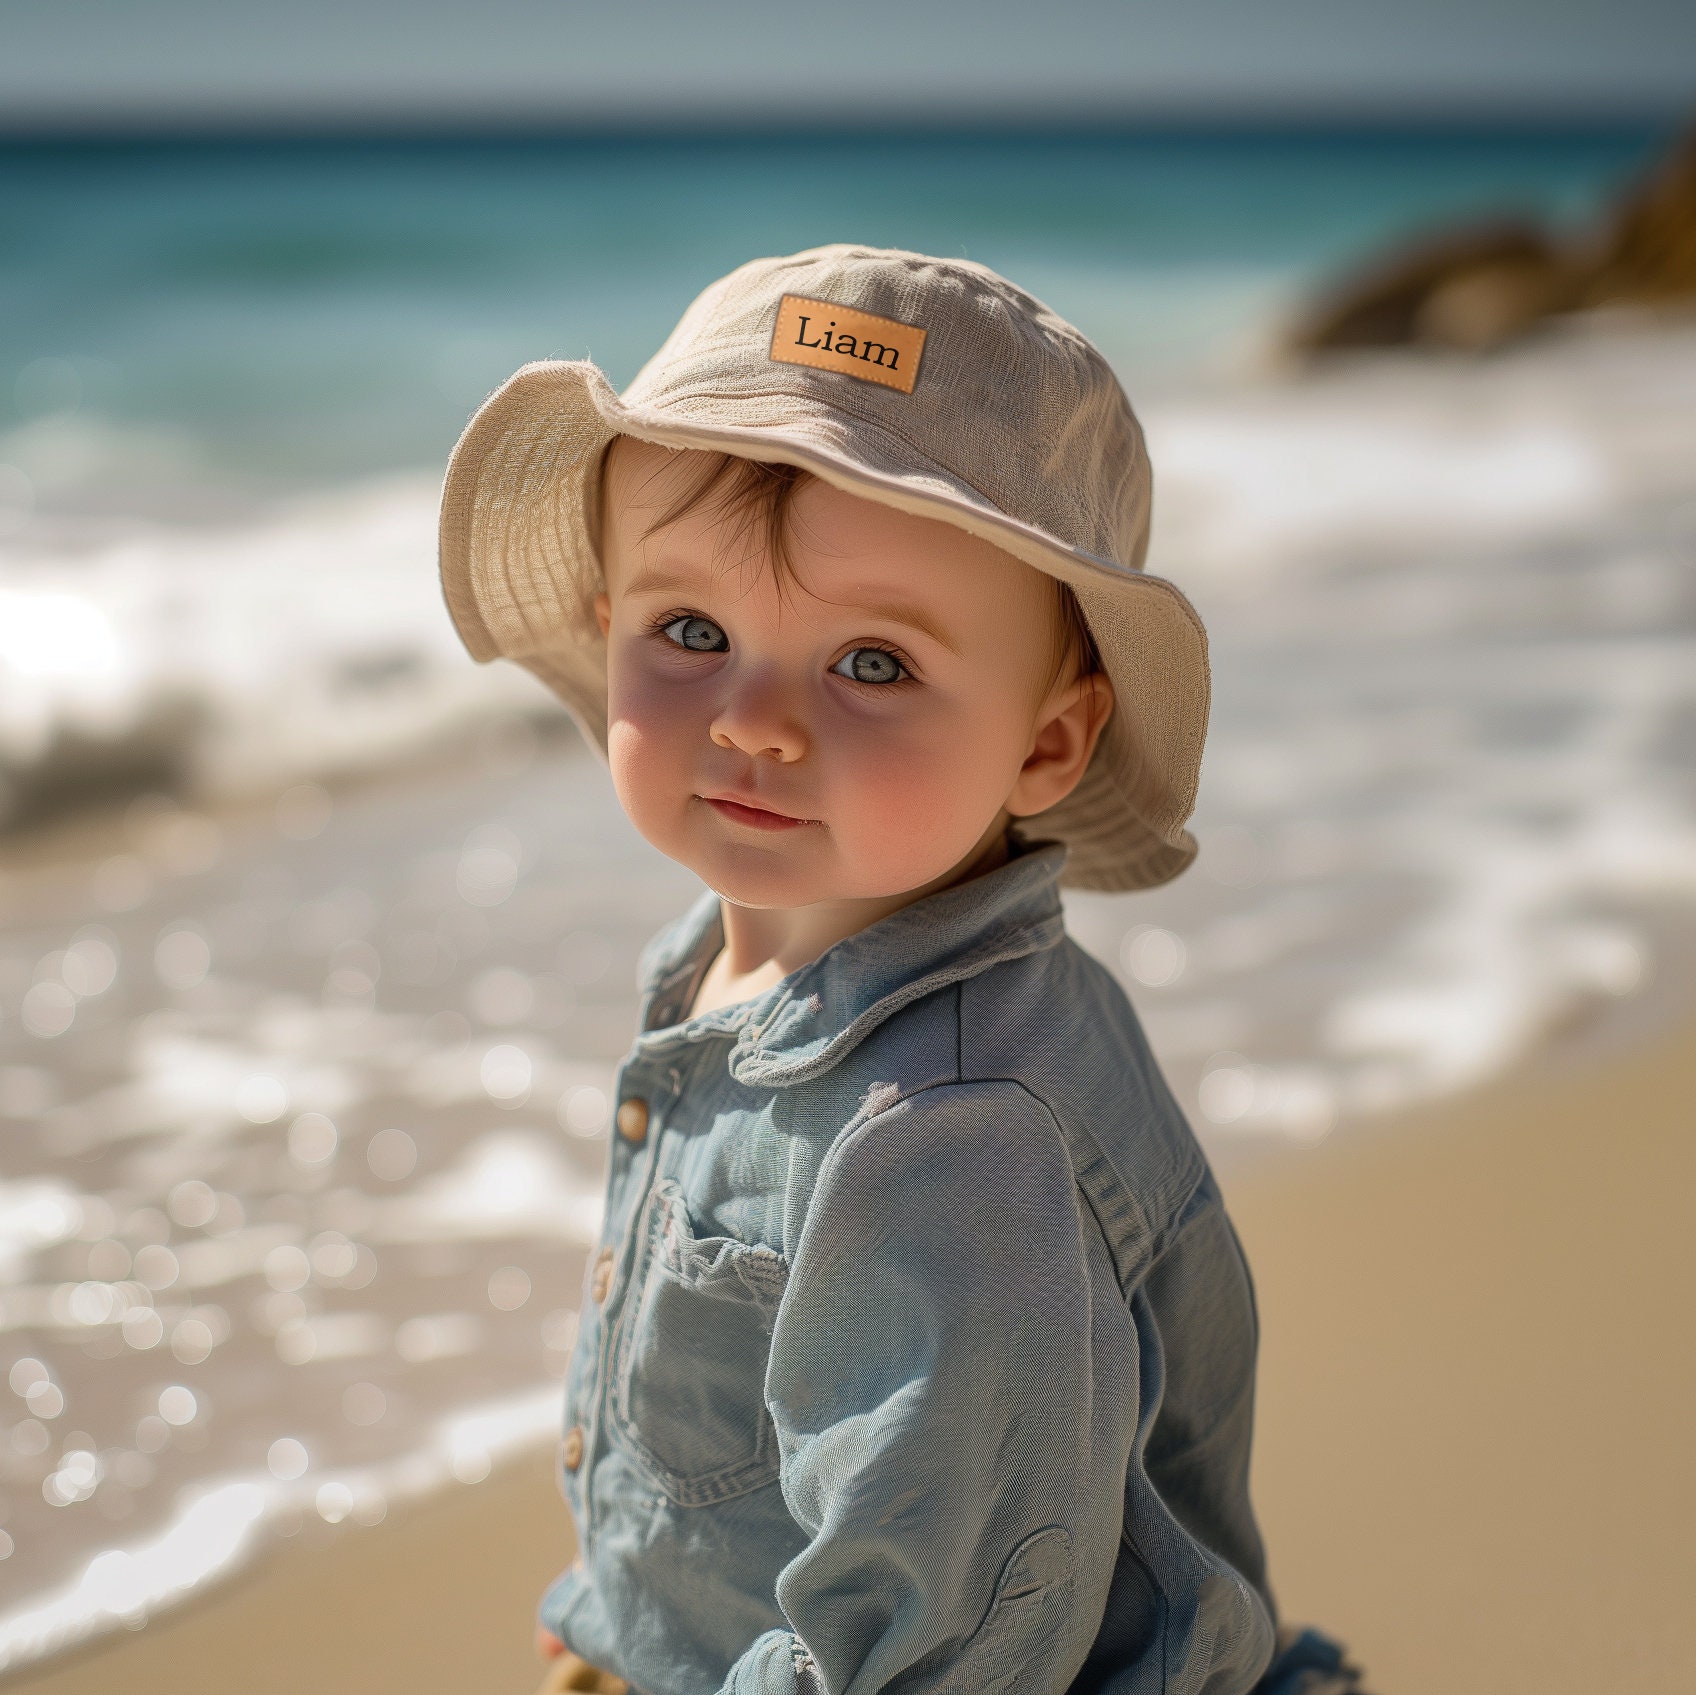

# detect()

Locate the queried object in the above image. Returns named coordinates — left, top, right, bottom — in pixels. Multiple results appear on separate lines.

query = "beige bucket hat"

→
left=439, top=243, right=1209, bottom=891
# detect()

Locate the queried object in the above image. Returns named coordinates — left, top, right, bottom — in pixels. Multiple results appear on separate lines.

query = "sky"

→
left=2, top=0, right=1695, bottom=128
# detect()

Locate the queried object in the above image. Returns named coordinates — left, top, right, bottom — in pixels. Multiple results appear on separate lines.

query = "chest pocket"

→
left=609, top=1178, right=789, bottom=1507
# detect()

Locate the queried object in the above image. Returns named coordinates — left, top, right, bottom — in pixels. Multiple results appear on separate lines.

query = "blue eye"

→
left=831, top=647, right=907, bottom=685
left=661, top=615, right=728, bottom=653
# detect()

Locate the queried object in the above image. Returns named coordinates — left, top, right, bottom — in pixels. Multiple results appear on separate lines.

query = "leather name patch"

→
left=769, top=294, right=927, bottom=394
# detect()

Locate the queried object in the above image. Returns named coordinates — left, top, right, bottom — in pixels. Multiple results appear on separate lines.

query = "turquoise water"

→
left=0, top=127, right=1666, bottom=509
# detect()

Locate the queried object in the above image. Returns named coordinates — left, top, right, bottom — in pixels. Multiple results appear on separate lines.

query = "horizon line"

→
left=0, top=100, right=1687, bottom=148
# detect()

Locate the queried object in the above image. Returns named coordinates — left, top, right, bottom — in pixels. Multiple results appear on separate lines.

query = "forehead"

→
left=600, top=438, right=1053, bottom=614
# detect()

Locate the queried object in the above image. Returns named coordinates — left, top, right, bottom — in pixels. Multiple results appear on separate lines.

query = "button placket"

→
left=577, top=1065, right=668, bottom=1547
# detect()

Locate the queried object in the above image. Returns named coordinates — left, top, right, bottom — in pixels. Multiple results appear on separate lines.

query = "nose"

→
left=709, top=667, right=808, bottom=764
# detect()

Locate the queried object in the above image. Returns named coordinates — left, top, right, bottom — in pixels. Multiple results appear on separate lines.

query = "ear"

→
left=594, top=592, right=612, bottom=638
left=1006, top=672, right=1115, bottom=819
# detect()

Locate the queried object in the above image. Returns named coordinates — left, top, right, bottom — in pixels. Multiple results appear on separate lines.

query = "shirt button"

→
left=616, top=1097, right=649, bottom=1143
left=590, top=1247, right=615, bottom=1304
left=560, top=1425, right=585, bottom=1472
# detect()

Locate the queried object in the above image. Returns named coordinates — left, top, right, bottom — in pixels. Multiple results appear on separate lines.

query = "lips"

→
left=699, top=794, right=817, bottom=832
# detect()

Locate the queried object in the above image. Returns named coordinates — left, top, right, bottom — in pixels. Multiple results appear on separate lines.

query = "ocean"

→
left=2, top=126, right=1693, bottom=1670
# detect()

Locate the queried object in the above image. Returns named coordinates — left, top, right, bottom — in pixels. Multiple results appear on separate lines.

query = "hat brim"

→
left=439, top=360, right=1208, bottom=892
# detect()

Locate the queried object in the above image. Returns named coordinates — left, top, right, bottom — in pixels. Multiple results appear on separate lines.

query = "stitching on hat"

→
left=637, top=390, right=1011, bottom=525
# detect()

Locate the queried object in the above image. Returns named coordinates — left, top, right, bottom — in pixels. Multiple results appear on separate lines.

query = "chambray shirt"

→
left=543, top=841, right=1279, bottom=1695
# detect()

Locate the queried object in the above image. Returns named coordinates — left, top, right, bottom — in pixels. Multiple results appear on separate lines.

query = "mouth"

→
left=699, top=794, right=819, bottom=832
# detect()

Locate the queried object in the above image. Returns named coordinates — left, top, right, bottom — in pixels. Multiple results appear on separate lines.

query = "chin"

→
left=690, top=849, right=846, bottom=911
left=702, top=844, right=969, bottom=912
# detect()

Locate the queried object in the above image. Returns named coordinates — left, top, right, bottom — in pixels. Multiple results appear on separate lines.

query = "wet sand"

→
left=6, top=1443, right=570, bottom=1695
left=0, top=741, right=699, bottom=1647
left=13, top=1011, right=1694, bottom=1695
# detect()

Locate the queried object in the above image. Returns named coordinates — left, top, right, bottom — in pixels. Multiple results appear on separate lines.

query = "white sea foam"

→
left=0, top=473, right=552, bottom=823
left=1064, top=314, right=1696, bottom=1135
left=1152, top=315, right=1696, bottom=587
left=0, top=1479, right=270, bottom=1670
left=0, top=1386, right=560, bottom=1674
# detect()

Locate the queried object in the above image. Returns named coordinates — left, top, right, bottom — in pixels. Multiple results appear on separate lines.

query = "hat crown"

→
left=623, top=245, right=1152, bottom=577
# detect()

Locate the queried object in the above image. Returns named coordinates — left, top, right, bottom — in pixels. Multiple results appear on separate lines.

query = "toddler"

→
left=438, top=246, right=1365, bottom=1695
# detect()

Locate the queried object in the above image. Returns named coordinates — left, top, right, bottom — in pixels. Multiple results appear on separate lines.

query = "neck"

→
left=690, top=816, right=1014, bottom=1018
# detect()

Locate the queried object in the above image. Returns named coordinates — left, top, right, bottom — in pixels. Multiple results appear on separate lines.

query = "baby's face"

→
left=596, top=438, right=1103, bottom=911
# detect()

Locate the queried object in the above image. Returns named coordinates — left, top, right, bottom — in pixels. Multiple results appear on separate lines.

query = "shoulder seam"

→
left=810, top=1077, right=1080, bottom=1257
left=829, top=1075, right=1068, bottom=1171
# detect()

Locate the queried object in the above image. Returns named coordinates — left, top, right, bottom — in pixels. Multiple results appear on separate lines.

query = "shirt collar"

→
left=632, top=840, right=1069, bottom=1087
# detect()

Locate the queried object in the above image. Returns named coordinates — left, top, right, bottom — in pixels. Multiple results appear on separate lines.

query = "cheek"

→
left=604, top=660, right=704, bottom=824
left=605, top=717, right=662, bottom=806
left=821, top=703, right=1026, bottom=853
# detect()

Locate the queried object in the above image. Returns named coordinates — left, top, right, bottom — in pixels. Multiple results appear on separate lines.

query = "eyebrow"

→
left=619, top=569, right=961, bottom=655
left=850, top=599, right=959, bottom=654
left=621, top=567, right=707, bottom=602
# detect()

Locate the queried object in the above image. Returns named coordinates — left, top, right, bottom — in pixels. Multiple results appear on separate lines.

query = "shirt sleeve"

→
left=711, top=1079, right=1105, bottom=1695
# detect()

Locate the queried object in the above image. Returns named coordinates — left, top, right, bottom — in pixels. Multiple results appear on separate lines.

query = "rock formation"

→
left=1285, top=125, right=1696, bottom=356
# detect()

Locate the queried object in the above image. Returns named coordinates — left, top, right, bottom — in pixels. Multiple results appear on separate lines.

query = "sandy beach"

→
left=1235, top=1010, right=1696, bottom=1694
left=11, top=1003, right=1692, bottom=1695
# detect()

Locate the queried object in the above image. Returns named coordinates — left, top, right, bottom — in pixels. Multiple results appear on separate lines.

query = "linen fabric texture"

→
left=437, top=243, right=1210, bottom=892
left=548, top=842, right=1278, bottom=1695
